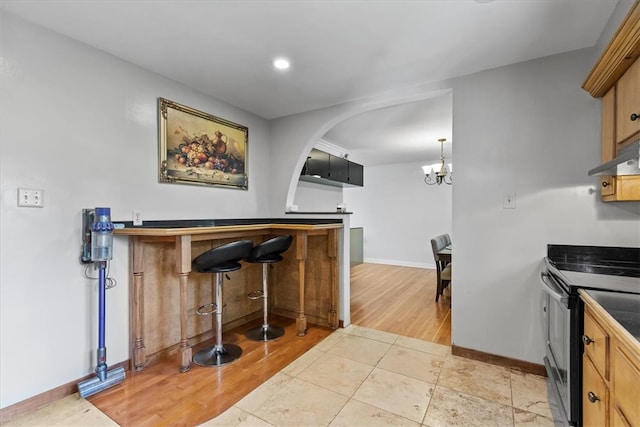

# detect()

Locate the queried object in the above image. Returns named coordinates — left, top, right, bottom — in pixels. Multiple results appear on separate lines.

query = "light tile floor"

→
left=4, top=325, right=554, bottom=427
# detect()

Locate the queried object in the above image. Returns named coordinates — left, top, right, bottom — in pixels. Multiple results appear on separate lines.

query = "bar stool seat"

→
left=244, top=235, right=293, bottom=341
left=192, top=239, right=253, bottom=367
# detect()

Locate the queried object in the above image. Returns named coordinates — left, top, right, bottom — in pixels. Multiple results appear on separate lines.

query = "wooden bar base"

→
left=114, top=221, right=342, bottom=372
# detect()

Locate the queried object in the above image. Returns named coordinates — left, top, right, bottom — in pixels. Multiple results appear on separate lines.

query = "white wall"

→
left=450, top=48, right=640, bottom=364
left=0, top=12, right=271, bottom=408
left=345, top=161, right=452, bottom=268
left=293, top=180, right=344, bottom=212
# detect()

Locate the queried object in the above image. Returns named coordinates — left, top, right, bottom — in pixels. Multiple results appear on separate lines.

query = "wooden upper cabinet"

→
left=582, top=2, right=640, bottom=98
left=615, top=57, right=640, bottom=148
left=583, top=1, right=640, bottom=202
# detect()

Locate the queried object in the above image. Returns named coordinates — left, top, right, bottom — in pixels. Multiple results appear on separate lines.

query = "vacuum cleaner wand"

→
left=78, top=207, right=125, bottom=399
left=96, top=262, right=108, bottom=382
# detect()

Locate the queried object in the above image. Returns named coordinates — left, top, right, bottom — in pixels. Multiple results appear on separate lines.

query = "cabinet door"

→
left=329, top=155, right=349, bottom=183
left=584, top=308, right=609, bottom=380
left=583, top=355, right=610, bottom=427
left=348, top=162, right=363, bottom=186
left=616, top=57, right=640, bottom=147
left=613, top=345, right=640, bottom=426
left=303, top=149, right=330, bottom=179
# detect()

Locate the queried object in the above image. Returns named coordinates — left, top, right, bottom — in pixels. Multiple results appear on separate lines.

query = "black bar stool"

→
left=244, top=235, right=293, bottom=341
left=192, top=239, right=253, bottom=366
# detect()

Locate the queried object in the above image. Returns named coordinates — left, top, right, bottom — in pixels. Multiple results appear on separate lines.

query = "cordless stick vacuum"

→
left=78, top=207, right=126, bottom=399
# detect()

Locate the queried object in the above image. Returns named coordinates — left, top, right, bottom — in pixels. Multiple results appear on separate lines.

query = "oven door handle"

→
left=540, top=271, right=569, bottom=307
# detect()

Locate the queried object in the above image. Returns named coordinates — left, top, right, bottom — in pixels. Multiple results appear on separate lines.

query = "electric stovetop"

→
left=547, top=244, right=640, bottom=295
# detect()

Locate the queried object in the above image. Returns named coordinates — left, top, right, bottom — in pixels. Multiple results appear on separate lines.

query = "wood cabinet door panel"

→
left=583, top=355, right=610, bottom=427
left=613, top=345, right=640, bottom=426
left=584, top=308, right=610, bottom=379
left=613, top=406, right=632, bottom=427
left=616, top=58, right=640, bottom=146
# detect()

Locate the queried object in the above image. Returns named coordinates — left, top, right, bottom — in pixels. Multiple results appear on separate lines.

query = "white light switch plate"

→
left=503, top=193, right=516, bottom=209
left=133, top=210, right=143, bottom=226
left=18, top=188, right=44, bottom=207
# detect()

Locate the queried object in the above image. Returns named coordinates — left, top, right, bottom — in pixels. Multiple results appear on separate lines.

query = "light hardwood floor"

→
left=350, top=263, right=451, bottom=345
left=87, top=315, right=333, bottom=426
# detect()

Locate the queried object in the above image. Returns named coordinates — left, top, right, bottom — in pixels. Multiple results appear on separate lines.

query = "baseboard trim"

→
left=451, top=345, right=547, bottom=377
left=0, top=360, right=130, bottom=423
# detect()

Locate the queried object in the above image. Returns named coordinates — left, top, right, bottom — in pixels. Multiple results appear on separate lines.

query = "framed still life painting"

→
left=158, top=97, right=248, bottom=189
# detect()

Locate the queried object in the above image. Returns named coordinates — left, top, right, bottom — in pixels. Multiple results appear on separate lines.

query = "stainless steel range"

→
left=540, top=245, right=640, bottom=427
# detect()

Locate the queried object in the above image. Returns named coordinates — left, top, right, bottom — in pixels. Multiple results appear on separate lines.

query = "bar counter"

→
left=114, top=218, right=343, bottom=372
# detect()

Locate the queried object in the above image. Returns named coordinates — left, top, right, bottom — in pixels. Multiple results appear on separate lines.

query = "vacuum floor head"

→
left=78, top=366, right=126, bottom=399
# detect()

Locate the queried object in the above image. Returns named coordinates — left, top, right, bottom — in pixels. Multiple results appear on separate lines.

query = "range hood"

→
left=588, top=140, right=640, bottom=176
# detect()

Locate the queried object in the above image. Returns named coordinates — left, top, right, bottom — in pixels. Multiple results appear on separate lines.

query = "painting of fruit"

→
left=159, top=98, right=248, bottom=189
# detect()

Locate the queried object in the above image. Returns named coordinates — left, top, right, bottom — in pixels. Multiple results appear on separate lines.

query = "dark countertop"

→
left=285, top=211, right=352, bottom=215
left=113, top=217, right=343, bottom=229
left=583, top=289, right=640, bottom=341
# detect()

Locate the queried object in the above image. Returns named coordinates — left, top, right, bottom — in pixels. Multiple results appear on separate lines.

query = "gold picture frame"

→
left=158, top=97, right=248, bottom=189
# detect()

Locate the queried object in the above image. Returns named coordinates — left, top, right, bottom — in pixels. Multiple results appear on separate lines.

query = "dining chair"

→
left=430, top=234, right=452, bottom=302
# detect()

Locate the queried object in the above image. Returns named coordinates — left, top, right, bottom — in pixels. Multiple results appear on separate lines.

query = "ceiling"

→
left=0, top=0, right=619, bottom=165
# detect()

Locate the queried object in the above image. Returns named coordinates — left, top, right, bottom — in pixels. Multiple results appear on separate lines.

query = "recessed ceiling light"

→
left=273, top=58, right=290, bottom=70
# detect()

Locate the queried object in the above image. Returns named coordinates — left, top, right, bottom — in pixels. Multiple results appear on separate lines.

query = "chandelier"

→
left=423, top=138, right=452, bottom=185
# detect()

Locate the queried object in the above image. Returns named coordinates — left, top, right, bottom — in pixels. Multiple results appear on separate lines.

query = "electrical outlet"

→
left=18, top=188, right=44, bottom=207
left=503, top=192, right=516, bottom=209
left=133, top=210, right=143, bottom=226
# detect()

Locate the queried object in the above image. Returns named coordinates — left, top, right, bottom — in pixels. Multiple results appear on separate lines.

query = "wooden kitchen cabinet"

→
left=581, top=293, right=640, bottom=427
left=616, top=57, right=640, bottom=148
left=596, top=60, right=640, bottom=201
left=582, top=2, right=640, bottom=202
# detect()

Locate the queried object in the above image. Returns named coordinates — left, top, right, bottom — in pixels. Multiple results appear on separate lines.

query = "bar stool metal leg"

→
left=246, top=263, right=285, bottom=341
left=193, top=272, right=242, bottom=366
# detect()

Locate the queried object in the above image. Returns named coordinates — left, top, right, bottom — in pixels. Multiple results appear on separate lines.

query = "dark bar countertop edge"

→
left=113, top=217, right=344, bottom=229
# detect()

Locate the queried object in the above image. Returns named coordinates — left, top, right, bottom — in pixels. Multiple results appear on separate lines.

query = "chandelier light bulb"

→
left=273, top=58, right=290, bottom=70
